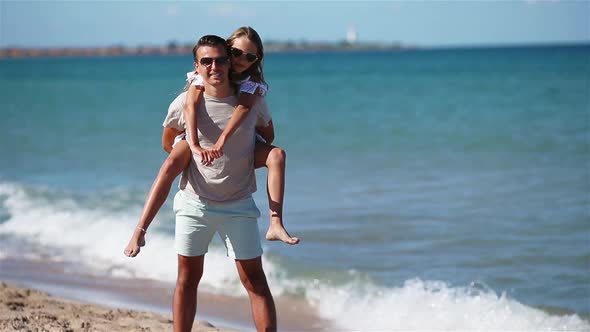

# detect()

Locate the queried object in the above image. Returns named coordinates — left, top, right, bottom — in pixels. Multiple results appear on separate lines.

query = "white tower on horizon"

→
left=346, top=26, right=358, bottom=44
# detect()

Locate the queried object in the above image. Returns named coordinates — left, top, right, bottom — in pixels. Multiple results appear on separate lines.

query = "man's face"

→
left=195, top=45, right=230, bottom=87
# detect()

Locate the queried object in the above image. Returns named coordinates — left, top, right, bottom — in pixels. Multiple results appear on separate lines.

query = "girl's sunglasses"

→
left=230, top=47, right=258, bottom=62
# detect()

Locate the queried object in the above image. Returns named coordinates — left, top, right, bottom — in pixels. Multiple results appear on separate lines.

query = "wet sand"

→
left=0, top=258, right=327, bottom=331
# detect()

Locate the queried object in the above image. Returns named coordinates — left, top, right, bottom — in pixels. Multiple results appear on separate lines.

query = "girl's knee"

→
left=267, top=147, right=286, bottom=168
left=161, top=154, right=187, bottom=177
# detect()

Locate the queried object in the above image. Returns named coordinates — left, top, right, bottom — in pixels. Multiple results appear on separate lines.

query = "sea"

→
left=1, top=44, right=589, bottom=331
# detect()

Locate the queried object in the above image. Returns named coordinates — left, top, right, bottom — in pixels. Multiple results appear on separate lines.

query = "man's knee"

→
left=176, top=258, right=204, bottom=289
left=267, top=147, right=286, bottom=168
left=239, top=269, right=270, bottom=295
left=177, top=269, right=202, bottom=288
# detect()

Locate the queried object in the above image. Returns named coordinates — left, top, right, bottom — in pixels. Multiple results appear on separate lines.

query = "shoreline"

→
left=0, top=257, right=327, bottom=331
left=0, top=281, right=226, bottom=332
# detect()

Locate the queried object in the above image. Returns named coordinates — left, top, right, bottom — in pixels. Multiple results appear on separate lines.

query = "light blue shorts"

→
left=173, top=190, right=262, bottom=260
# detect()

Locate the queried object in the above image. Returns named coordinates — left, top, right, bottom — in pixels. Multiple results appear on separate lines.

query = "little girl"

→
left=124, top=27, right=299, bottom=257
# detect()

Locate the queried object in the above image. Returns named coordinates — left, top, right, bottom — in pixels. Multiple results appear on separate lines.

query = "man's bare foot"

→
left=266, top=220, right=300, bottom=245
left=124, top=231, right=146, bottom=257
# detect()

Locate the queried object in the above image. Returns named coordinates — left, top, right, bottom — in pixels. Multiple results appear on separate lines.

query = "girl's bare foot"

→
left=266, top=217, right=300, bottom=245
left=124, top=231, right=146, bottom=257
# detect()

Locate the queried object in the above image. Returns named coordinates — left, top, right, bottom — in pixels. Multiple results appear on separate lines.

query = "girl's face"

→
left=230, top=36, right=259, bottom=74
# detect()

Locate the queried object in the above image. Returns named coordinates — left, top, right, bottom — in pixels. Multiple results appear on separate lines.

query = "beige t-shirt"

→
left=162, top=91, right=271, bottom=202
left=163, top=91, right=272, bottom=131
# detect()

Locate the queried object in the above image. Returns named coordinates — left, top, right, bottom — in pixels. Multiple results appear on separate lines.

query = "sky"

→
left=1, top=1, right=589, bottom=48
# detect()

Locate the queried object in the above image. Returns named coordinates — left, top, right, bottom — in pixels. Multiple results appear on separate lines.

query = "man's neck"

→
left=204, top=83, right=234, bottom=98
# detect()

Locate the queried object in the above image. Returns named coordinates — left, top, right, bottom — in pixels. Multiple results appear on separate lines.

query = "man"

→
left=163, top=35, right=276, bottom=332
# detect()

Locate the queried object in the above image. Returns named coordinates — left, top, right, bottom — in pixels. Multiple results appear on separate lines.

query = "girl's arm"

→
left=183, top=84, right=214, bottom=165
left=184, top=85, right=216, bottom=164
left=211, top=92, right=258, bottom=154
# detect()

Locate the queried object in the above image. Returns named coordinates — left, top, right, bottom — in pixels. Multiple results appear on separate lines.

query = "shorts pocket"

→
left=173, top=191, right=183, bottom=214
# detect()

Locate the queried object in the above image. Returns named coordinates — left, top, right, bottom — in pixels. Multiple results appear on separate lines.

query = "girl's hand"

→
left=201, top=148, right=223, bottom=164
left=210, top=138, right=226, bottom=159
left=124, top=229, right=146, bottom=257
left=192, top=145, right=215, bottom=166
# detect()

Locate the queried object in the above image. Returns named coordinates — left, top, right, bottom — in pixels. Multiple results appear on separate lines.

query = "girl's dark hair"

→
left=226, top=27, right=267, bottom=87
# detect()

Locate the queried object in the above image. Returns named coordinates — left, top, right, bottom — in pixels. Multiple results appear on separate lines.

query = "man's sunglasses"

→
left=230, top=47, right=258, bottom=63
left=199, top=56, right=230, bottom=67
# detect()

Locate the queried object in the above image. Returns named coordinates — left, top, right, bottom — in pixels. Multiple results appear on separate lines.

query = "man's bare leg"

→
left=235, top=256, right=277, bottom=332
left=173, top=255, right=204, bottom=332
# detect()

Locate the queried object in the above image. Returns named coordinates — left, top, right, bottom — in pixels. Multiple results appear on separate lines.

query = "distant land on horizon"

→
left=0, top=40, right=587, bottom=59
left=0, top=40, right=410, bottom=59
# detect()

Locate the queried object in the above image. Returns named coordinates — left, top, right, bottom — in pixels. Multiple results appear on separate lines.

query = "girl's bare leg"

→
left=254, top=141, right=300, bottom=245
left=124, top=141, right=192, bottom=257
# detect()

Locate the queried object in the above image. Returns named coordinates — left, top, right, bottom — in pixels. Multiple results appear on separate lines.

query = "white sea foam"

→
left=303, top=279, right=590, bottom=331
left=0, top=182, right=243, bottom=293
left=1, top=181, right=588, bottom=331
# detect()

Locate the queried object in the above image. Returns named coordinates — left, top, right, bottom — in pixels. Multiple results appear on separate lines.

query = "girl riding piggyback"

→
left=124, top=27, right=299, bottom=258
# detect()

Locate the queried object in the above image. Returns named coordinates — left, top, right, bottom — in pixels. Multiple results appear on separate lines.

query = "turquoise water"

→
left=1, top=45, right=589, bottom=330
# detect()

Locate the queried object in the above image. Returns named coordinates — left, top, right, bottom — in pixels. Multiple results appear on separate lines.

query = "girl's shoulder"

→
left=186, top=71, right=204, bottom=87
left=237, top=76, right=268, bottom=97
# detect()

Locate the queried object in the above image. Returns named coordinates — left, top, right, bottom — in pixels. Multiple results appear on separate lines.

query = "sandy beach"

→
left=0, top=257, right=326, bottom=332
left=0, top=282, right=227, bottom=332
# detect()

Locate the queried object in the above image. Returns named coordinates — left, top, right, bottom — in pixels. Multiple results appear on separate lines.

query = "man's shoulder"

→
left=251, top=97, right=268, bottom=112
left=169, top=91, right=187, bottom=111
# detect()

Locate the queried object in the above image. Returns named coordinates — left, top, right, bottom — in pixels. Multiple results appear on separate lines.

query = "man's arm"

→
left=162, top=127, right=183, bottom=153
left=256, top=120, right=275, bottom=144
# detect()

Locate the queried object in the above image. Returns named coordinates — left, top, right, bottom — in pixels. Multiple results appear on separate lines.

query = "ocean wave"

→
left=304, top=278, right=589, bottom=331
left=0, top=181, right=588, bottom=331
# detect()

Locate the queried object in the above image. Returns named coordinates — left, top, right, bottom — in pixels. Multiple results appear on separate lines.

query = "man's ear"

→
left=193, top=61, right=198, bottom=71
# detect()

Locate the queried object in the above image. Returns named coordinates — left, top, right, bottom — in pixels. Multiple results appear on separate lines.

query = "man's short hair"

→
left=192, top=35, right=228, bottom=60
